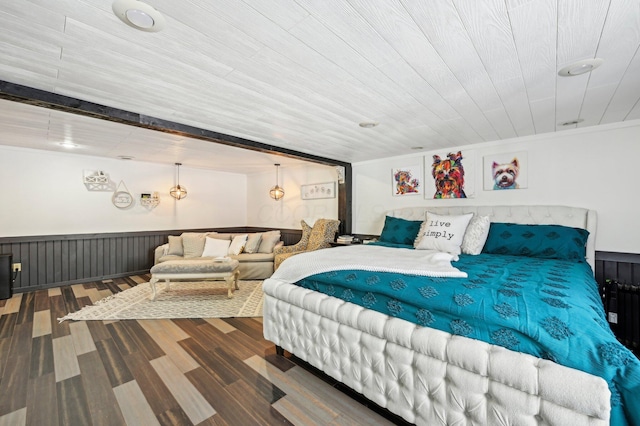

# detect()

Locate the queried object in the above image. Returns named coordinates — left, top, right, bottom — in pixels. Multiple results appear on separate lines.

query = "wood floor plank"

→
left=226, top=378, right=293, bottom=426
left=60, top=286, right=80, bottom=316
left=2, top=293, right=23, bottom=315
left=106, top=321, right=140, bottom=356
left=95, top=338, right=134, bottom=387
left=32, top=309, right=51, bottom=338
left=85, top=319, right=112, bottom=343
left=85, top=287, right=106, bottom=304
left=0, top=313, right=16, bottom=339
left=52, top=335, right=80, bottom=382
left=70, top=284, right=89, bottom=299
left=137, top=320, right=199, bottom=373
left=120, top=320, right=165, bottom=360
left=113, top=380, right=160, bottom=426
left=204, top=317, right=236, bottom=334
left=0, top=407, right=26, bottom=426
left=150, top=356, right=216, bottom=425
left=29, top=335, right=54, bottom=379
left=56, top=375, right=92, bottom=426
left=16, top=292, right=34, bottom=325
left=122, top=351, right=188, bottom=421
left=49, top=296, right=70, bottom=339
left=26, top=372, right=57, bottom=426
left=77, top=350, right=127, bottom=426
left=0, top=322, right=33, bottom=415
left=69, top=321, right=97, bottom=356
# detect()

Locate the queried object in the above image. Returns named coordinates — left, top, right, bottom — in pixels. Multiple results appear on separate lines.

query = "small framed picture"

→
left=301, top=182, right=336, bottom=199
left=483, top=151, right=528, bottom=190
left=392, top=165, right=422, bottom=196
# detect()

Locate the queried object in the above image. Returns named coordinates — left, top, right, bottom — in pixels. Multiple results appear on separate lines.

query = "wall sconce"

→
left=169, top=162, right=187, bottom=200
left=269, top=163, right=285, bottom=201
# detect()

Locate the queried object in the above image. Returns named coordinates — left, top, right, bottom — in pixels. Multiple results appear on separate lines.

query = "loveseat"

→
left=153, top=230, right=282, bottom=280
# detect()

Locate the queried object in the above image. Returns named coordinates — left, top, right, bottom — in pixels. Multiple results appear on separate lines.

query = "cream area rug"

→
left=59, top=280, right=264, bottom=322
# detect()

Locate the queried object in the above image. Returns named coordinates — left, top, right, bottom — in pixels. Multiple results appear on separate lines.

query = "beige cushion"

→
left=181, top=232, right=206, bottom=258
left=228, top=234, right=248, bottom=255
left=244, top=233, right=262, bottom=253
left=231, top=252, right=274, bottom=262
left=201, top=237, right=231, bottom=257
left=258, top=230, right=281, bottom=253
left=167, top=235, right=183, bottom=256
left=207, top=232, right=233, bottom=241
left=151, top=259, right=239, bottom=274
left=307, top=219, right=340, bottom=251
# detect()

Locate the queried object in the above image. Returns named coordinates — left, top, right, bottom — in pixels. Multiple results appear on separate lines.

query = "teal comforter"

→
left=295, top=252, right=640, bottom=425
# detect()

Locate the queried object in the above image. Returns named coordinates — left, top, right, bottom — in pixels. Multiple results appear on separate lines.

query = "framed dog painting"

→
left=392, top=165, right=422, bottom=196
left=483, top=151, right=528, bottom=190
left=424, top=150, right=475, bottom=199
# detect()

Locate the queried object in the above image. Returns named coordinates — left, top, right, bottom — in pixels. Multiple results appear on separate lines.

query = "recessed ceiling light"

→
left=560, top=119, right=584, bottom=126
left=411, top=146, right=424, bottom=150
left=359, top=122, right=378, bottom=128
left=112, top=0, right=165, bottom=32
left=118, top=155, right=135, bottom=160
left=558, top=58, right=604, bottom=77
left=58, top=141, right=78, bottom=149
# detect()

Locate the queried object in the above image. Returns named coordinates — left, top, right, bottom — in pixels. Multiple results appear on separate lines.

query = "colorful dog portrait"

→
left=483, top=151, right=528, bottom=191
left=431, top=151, right=467, bottom=199
left=492, top=158, right=519, bottom=190
left=393, top=167, right=420, bottom=196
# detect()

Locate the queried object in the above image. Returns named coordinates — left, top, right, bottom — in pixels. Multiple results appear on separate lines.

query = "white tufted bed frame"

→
left=262, top=205, right=610, bottom=425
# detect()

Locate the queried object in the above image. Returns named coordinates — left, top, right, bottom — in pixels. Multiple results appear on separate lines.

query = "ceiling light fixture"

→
left=269, top=163, right=285, bottom=201
left=169, top=162, right=187, bottom=200
left=58, top=141, right=78, bottom=149
left=558, top=58, right=604, bottom=77
left=112, top=0, right=166, bottom=32
left=359, top=121, right=379, bottom=128
left=560, top=119, right=584, bottom=126
left=117, top=155, right=135, bottom=160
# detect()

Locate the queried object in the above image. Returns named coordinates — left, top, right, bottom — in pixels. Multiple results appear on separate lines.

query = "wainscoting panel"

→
left=0, top=227, right=302, bottom=293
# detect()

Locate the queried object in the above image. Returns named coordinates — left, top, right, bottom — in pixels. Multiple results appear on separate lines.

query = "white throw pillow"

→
left=201, top=237, right=231, bottom=257
left=461, top=215, right=491, bottom=255
left=414, top=212, right=473, bottom=255
left=228, top=234, right=248, bottom=255
left=244, top=233, right=262, bottom=254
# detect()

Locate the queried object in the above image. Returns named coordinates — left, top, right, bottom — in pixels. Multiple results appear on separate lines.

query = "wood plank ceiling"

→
left=0, top=0, right=639, bottom=171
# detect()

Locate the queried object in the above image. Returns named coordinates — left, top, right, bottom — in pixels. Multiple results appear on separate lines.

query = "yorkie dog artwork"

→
left=432, top=151, right=467, bottom=199
left=492, top=158, right=519, bottom=190
left=394, top=169, right=420, bottom=195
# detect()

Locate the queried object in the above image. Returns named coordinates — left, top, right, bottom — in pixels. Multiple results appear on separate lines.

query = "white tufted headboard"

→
left=389, top=205, right=597, bottom=273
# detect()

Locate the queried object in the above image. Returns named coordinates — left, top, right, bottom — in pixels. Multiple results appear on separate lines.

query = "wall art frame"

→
left=301, top=182, right=336, bottom=200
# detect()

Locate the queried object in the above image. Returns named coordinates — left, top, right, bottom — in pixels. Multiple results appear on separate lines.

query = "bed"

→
left=262, top=205, right=640, bottom=425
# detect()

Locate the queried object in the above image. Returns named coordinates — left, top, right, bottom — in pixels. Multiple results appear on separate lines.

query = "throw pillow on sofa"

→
left=258, top=230, right=281, bottom=253
left=228, top=234, right=248, bottom=255
left=244, top=234, right=262, bottom=253
left=201, top=237, right=231, bottom=257
left=181, top=233, right=206, bottom=258
left=167, top=235, right=184, bottom=256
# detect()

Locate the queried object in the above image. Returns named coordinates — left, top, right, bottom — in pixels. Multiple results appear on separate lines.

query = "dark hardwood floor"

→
left=0, top=275, right=411, bottom=425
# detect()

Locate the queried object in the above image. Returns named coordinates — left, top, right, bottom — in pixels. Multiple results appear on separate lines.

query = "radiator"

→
left=604, top=280, right=640, bottom=356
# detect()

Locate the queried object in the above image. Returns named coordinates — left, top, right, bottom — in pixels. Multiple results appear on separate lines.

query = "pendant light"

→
left=169, top=162, right=187, bottom=200
left=269, top=163, right=285, bottom=201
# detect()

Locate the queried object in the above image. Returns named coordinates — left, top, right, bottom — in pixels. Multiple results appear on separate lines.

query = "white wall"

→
left=0, top=146, right=247, bottom=236
left=246, top=164, right=339, bottom=229
left=353, top=121, right=640, bottom=254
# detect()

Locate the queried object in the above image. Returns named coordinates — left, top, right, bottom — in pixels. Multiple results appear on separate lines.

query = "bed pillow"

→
left=201, top=237, right=231, bottom=257
left=167, top=235, right=184, bottom=256
left=228, top=234, right=248, bottom=255
left=414, top=212, right=473, bottom=255
left=379, top=216, right=423, bottom=245
left=461, top=215, right=491, bottom=255
left=482, top=223, right=589, bottom=261
left=244, top=233, right=262, bottom=254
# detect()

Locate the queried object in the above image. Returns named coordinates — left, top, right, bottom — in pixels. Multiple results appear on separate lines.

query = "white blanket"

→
left=271, top=245, right=467, bottom=283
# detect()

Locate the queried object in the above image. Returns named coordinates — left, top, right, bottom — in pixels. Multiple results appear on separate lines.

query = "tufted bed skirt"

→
left=262, top=279, right=610, bottom=425
left=263, top=205, right=612, bottom=425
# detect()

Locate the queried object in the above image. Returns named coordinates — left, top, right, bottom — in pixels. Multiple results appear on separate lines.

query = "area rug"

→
left=59, top=280, right=263, bottom=321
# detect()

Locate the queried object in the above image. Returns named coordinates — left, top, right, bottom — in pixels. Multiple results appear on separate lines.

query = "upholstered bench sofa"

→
left=153, top=230, right=282, bottom=280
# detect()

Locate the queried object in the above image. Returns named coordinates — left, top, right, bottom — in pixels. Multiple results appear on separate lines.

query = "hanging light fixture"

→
left=169, top=162, right=187, bottom=200
left=269, top=163, right=285, bottom=201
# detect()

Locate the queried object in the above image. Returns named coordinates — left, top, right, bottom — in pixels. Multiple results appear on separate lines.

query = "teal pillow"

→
left=379, top=216, right=422, bottom=246
left=482, top=223, right=589, bottom=262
